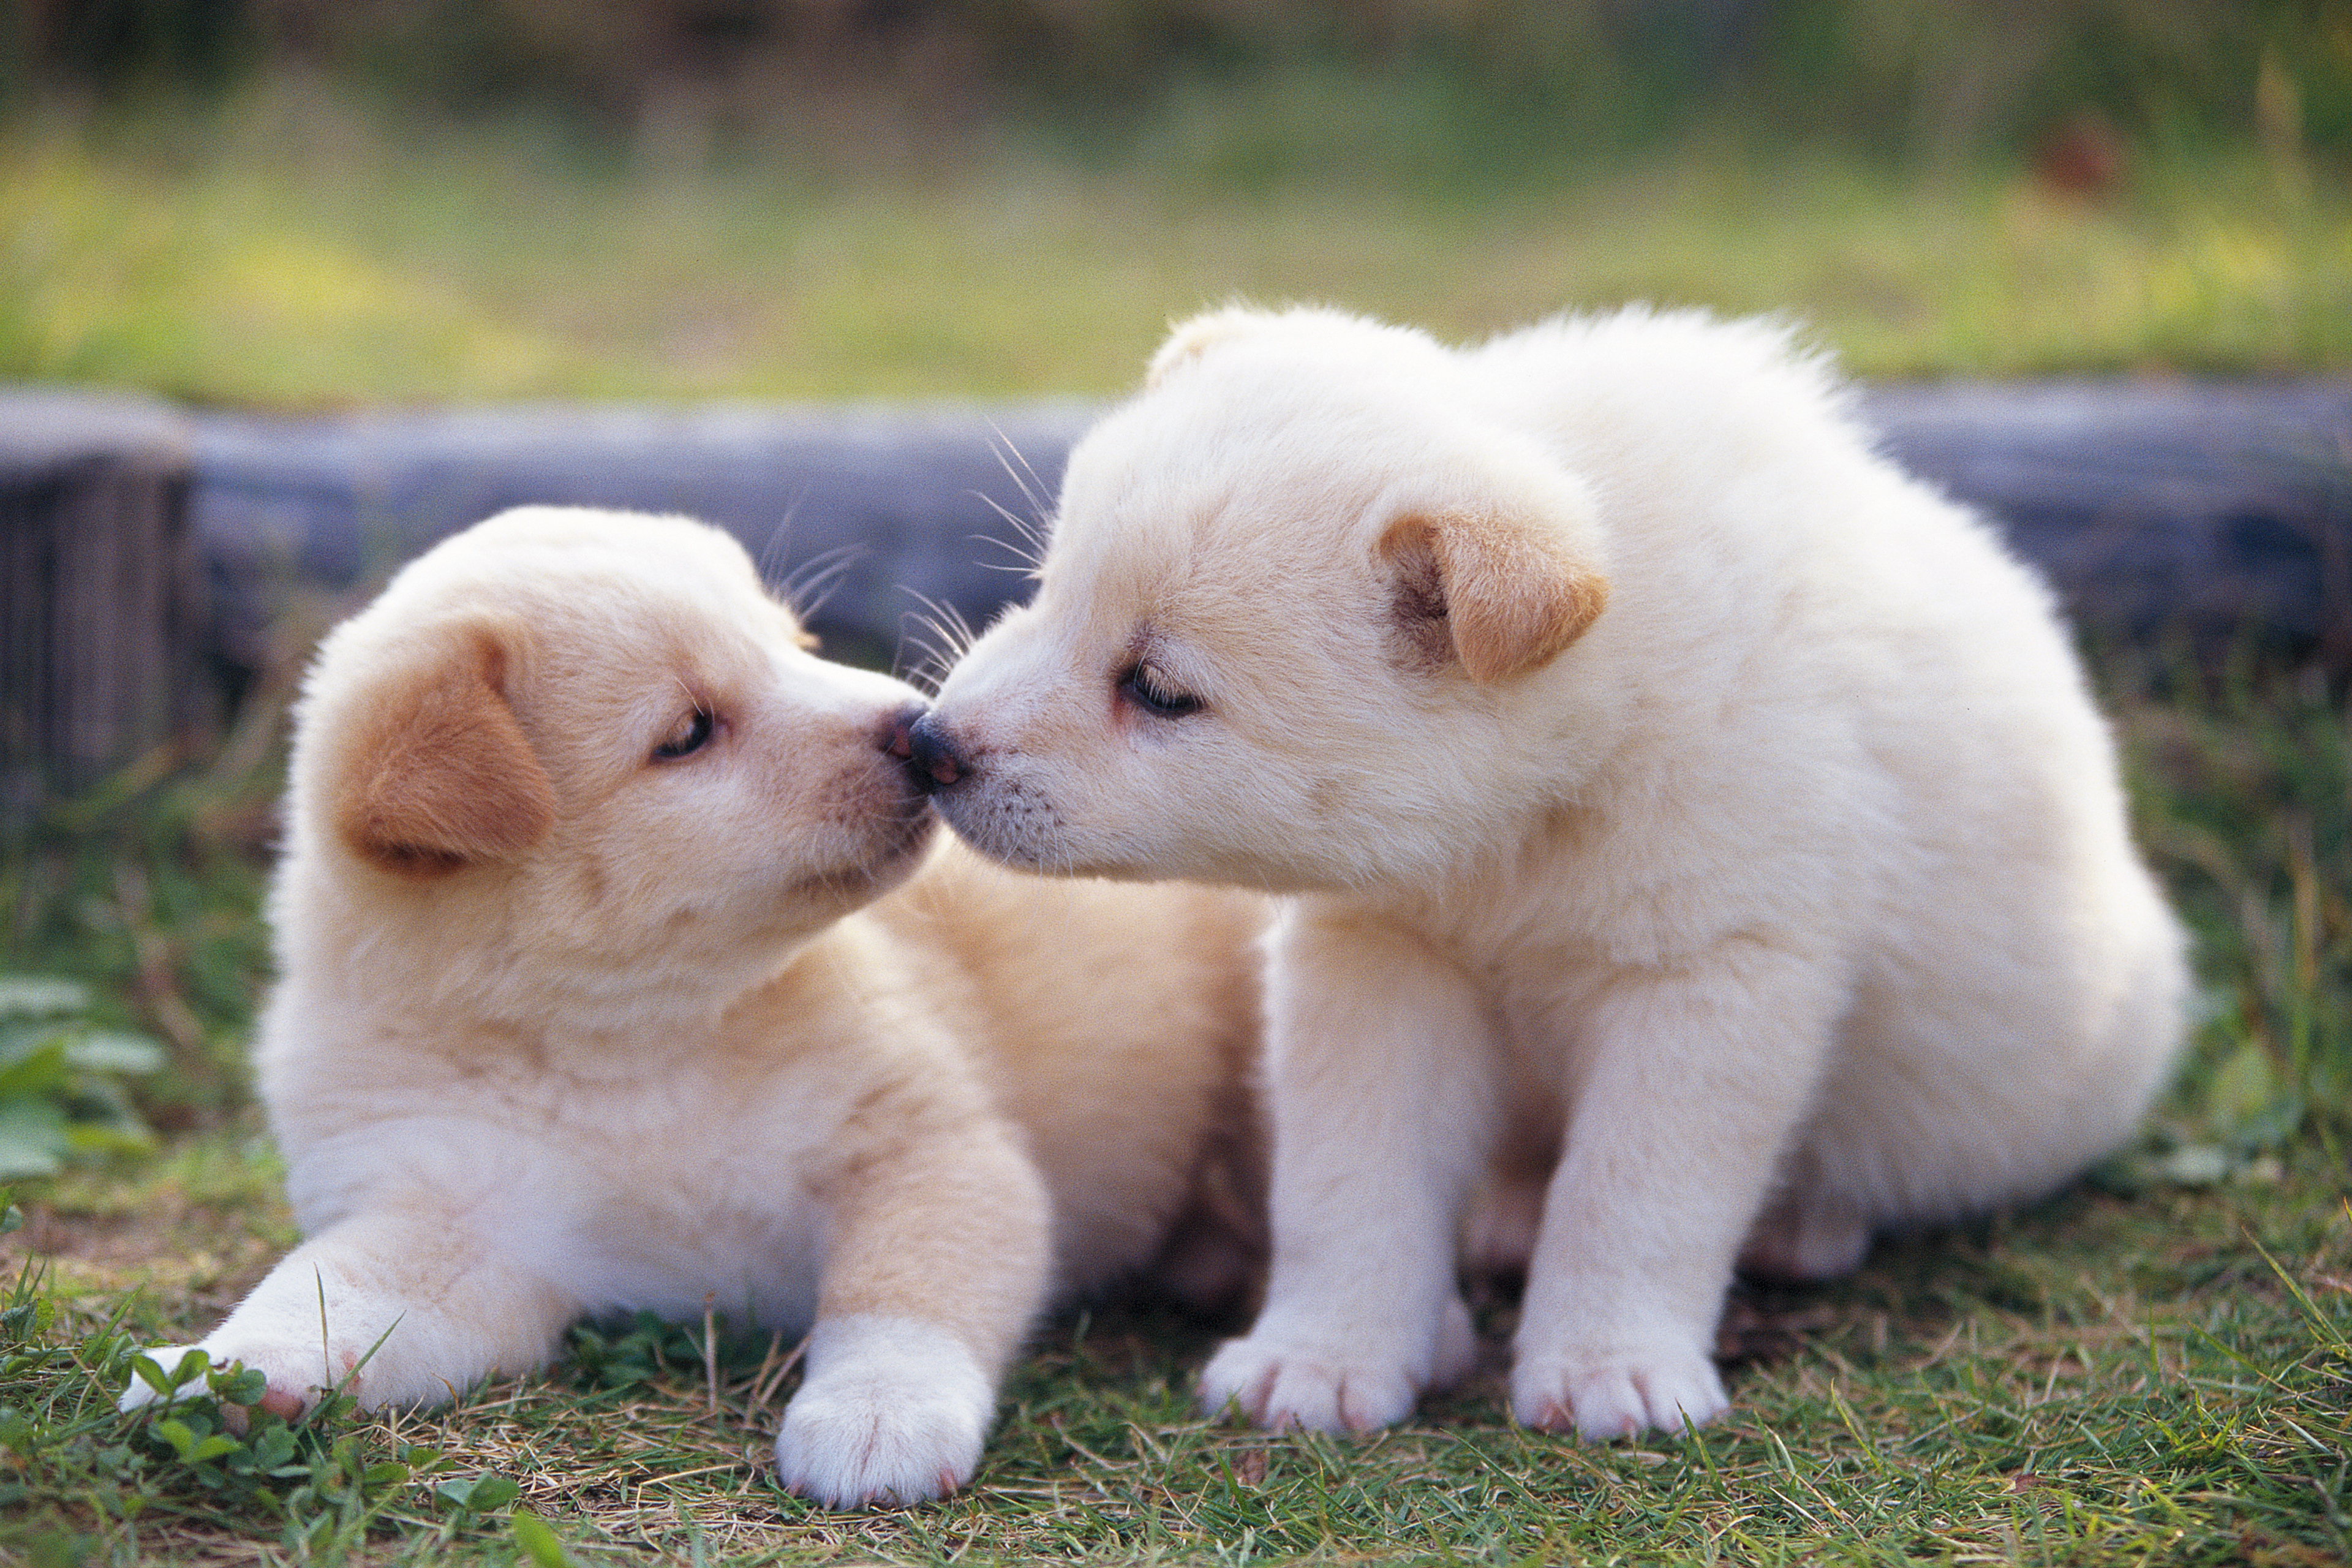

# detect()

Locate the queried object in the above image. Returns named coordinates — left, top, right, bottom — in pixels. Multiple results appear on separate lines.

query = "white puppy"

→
left=911, top=304, right=2188, bottom=1440
left=121, top=506, right=1266, bottom=1506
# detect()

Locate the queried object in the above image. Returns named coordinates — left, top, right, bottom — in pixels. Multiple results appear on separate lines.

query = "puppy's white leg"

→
left=1199, top=907, right=1492, bottom=1433
left=776, top=1120, right=1049, bottom=1508
left=119, top=1204, right=573, bottom=1417
left=1512, top=940, right=1836, bottom=1439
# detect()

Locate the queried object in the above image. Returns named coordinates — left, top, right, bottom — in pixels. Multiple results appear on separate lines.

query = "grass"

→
left=1, top=85, right=2348, bottom=409
left=1, top=636, right=2346, bottom=1566
left=6, top=1155, right=2351, bottom=1564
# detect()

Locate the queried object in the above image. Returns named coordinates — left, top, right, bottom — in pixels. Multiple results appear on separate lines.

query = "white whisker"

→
left=755, top=497, right=809, bottom=589
left=968, top=493, right=1048, bottom=578
left=895, top=588, right=980, bottom=692
left=986, top=420, right=1055, bottom=521
left=777, top=544, right=868, bottom=622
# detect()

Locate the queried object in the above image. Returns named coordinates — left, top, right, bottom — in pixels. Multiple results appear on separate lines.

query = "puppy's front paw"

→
left=118, top=1344, right=211, bottom=1412
left=1199, top=1295, right=1476, bottom=1434
left=117, top=1341, right=328, bottom=1420
left=774, top=1315, right=993, bottom=1509
left=1510, top=1339, right=1728, bottom=1440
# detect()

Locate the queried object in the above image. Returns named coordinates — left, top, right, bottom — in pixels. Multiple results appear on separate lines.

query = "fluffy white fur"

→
left=915, top=304, right=2190, bottom=1439
left=119, top=507, right=1267, bottom=1506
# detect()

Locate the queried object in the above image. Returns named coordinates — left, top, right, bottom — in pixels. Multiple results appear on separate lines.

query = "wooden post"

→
left=0, top=392, right=204, bottom=813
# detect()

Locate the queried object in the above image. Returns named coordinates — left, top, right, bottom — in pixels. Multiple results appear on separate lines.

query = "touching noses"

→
left=894, top=710, right=969, bottom=793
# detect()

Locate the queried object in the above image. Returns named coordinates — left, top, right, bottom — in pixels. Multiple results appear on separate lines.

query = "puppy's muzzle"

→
left=899, top=712, right=970, bottom=794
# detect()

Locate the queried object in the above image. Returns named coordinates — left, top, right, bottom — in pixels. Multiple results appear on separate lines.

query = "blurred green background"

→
left=2, top=0, right=2347, bottom=405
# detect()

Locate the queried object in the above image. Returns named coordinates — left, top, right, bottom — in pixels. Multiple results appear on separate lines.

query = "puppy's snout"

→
left=903, top=712, right=970, bottom=793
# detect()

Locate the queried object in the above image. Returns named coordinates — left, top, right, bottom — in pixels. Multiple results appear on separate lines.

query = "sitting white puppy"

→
left=908, top=304, right=2188, bottom=1440
left=121, top=506, right=1266, bottom=1506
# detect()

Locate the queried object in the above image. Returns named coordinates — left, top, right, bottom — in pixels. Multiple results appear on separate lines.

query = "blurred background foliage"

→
left=2, top=0, right=2347, bottom=402
left=0, top=0, right=2336, bottom=223
left=5, top=0, right=2347, bottom=178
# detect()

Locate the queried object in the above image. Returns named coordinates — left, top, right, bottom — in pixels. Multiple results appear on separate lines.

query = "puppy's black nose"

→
left=904, top=711, right=968, bottom=793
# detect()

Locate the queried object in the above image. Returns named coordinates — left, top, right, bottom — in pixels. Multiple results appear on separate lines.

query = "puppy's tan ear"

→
left=1380, top=510, right=1608, bottom=684
left=1145, top=304, right=1276, bottom=389
left=331, top=621, right=555, bottom=875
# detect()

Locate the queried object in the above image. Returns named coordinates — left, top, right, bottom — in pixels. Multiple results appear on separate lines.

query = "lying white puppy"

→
left=122, top=506, right=1266, bottom=1506
left=908, top=304, right=2188, bottom=1439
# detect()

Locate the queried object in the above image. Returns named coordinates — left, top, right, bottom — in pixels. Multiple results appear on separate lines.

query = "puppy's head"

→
left=285, top=507, right=933, bottom=1012
left=918, top=306, right=1609, bottom=894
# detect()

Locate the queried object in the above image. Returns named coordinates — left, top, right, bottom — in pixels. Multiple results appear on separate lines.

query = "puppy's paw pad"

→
left=1199, top=1336, right=1419, bottom=1434
left=1511, top=1344, right=1728, bottom=1441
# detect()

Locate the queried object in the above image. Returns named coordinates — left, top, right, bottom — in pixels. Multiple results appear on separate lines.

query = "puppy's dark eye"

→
left=1120, top=662, right=1201, bottom=718
left=653, top=708, right=715, bottom=761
